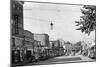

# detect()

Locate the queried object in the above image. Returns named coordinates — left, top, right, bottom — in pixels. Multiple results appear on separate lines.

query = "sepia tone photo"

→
left=10, top=0, right=96, bottom=67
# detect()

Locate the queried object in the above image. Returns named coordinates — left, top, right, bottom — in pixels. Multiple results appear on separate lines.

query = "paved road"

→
left=13, top=55, right=95, bottom=67
left=37, top=56, right=81, bottom=64
left=31, top=55, right=94, bottom=65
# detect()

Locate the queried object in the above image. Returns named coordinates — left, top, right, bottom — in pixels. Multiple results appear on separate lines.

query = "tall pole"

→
left=49, top=21, right=54, bottom=40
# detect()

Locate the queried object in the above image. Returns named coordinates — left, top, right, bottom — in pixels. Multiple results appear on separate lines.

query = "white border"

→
left=0, top=0, right=98, bottom=67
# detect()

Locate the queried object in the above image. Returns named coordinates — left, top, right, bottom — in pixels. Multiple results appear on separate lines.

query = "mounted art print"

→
left=10, top=0, right=96, bottom=67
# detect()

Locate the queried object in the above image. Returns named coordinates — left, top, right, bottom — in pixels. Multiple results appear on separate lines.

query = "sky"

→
left=23, top=2, right=95, bottom=43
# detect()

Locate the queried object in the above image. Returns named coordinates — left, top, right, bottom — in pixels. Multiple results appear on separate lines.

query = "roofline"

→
left=11, top=0, right=24, bottom=5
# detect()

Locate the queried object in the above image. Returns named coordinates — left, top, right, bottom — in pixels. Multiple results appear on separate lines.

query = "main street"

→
left=18, top=55, right=95, bottom=67
left=34, top=55, right=94, bottom=65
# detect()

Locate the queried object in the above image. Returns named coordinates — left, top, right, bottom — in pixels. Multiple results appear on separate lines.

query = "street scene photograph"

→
left=11, top=0, right=96, bottom=67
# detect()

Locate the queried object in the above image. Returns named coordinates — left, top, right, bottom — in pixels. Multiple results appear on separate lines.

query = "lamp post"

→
left=50, top=21, right=54, bottom=30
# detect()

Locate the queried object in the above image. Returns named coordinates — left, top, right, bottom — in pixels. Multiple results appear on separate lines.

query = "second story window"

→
left=14, top=15, right=19, bottom=34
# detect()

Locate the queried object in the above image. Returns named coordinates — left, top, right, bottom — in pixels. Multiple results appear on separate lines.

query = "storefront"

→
left=11, top=35, right=25, bottom=63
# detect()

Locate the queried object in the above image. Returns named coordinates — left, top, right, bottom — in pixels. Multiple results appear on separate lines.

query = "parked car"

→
left=89, top=45, right=96, bottom=59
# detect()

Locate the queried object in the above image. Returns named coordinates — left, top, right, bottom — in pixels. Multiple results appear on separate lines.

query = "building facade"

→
left=11, top=0, right=24, bottom=63
left=50, top=40, right=60, bottom=48
left=11, top=0, right=24, bottom=36
left=64, top=42, right=73, bottom=55
left=23, top=30, right=34, bottom=61
left=34, top=34, right=49, bottom=46
left=49, top=40, right=64, bottom=56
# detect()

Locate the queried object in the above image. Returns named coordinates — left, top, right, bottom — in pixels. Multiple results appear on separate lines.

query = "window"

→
left=12, top=38, right=15, bottom=47
left=13, top=3, right=15, bottom=8
left=14, top=15, right=19, bottom=34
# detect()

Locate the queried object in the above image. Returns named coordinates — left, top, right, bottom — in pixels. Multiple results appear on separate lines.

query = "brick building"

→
left=23, top=30, right=34, bottom=61
left=34, top=34, right=49, bottom=46
left=11, top=0, right=24, bottom=63
left=11, top=0, right=24, bottom=36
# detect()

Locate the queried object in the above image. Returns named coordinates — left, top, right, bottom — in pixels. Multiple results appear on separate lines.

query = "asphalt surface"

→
left=12, top=55, right=95, bottom=67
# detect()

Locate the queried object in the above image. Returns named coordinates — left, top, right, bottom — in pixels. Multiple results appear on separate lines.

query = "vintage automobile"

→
left=88, top=45, right=96, bottom=59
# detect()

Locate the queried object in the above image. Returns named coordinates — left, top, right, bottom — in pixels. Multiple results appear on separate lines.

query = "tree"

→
left=75, top=5, right=96, bottom=35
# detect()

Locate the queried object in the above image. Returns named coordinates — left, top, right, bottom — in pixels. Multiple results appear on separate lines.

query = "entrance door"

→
left=12, top=50, right=20, bottom=63
left=26, top=50, right=32, bottom=62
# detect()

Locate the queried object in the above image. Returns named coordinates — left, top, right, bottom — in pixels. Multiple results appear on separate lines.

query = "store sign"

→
left=15, top=37, right=23, bottom=46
